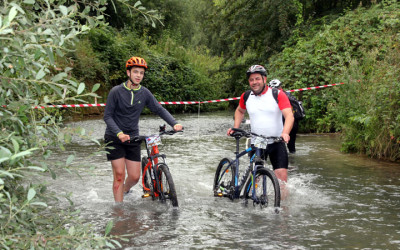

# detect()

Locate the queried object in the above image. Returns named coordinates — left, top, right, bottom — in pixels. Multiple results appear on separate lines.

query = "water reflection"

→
left=45, top=111, right=400, bottom=249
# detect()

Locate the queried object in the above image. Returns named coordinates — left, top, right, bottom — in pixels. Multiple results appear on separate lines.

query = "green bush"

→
left=72, top=28, right=229, bottom=112
left=269, top=1, right=400, bottom=160
left=0, top=0, right=126, bottom=247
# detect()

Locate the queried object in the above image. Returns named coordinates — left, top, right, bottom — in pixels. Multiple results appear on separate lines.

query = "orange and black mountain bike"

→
left=135, top=125, right=182, bottom=207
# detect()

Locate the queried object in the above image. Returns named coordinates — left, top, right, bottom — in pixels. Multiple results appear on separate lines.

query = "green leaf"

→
left=23, top=0, right=35, bottom=4
left=105, top=221, right=113, bottom=236
left=66, top=154, right=75, bottom=165
left=90, top=139, right=101, bottom=146
left=77, top=82, right=85, bottom=94
left=36, top=67, right=45, bottom=80
left=45, top=47, right=55, bottom=64
left=8, top=6, right=18, bottom=23
left=0, top=170, right=14, bottom=178
left=81, top=25, right=90, bottom=31
left=91, top=83, right=100, bottom=92
left=49, top=168, right=57, bottom=180
left=59, top=5, right=68, bottom=16
left=0, top=157, right=10, bottom=163
left=30, top=202, right=47, bottom=207
left=110, top=239, right=122, bottom=248
left=134, top=1, right=141, bottom=8
left=27, top=188, right=36, bottom=201
left=68, top=226, right=75, bottom=235
left=52, top=72, right=67, bottom=82
left=10, top=149, right=32, bottom=160
left=0, top=146, right=12, bottom=158
left=11, top=138, right=19, bottom=153
left=26, top=166, right=45, bottom=172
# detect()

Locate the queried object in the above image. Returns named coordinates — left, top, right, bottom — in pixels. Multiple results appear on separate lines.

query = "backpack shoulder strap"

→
left=244, top=88, right=279, bottom=104
left=272, top=88, right=279, bottom=104
left=243, top=90, right=251, bottom=103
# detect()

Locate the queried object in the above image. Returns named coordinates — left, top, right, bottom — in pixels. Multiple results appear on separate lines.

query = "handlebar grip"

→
left=230, top=128, right=249, bottom=138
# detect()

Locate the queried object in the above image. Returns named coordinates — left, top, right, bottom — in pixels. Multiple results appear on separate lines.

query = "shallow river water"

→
left=45, top=112, right=400, bottom=249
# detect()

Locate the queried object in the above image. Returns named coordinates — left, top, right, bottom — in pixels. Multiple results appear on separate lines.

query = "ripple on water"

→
left=42, top=113, right=400, bottom=249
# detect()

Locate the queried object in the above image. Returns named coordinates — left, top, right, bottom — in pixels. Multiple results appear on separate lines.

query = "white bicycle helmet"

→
left=246, top=65, right=267, bottom=78
left=268, top=79, right=281, bottom=88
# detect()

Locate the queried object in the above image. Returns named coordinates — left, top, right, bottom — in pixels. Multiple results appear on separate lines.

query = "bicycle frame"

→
left=141, top=138, right=167, bottom=199
left=216, top=128, right=282, bottom=203
left=222, top=136, right=264, bottom=200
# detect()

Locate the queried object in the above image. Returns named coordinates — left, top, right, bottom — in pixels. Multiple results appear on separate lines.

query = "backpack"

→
left=243, top=88, right=305, bottom=120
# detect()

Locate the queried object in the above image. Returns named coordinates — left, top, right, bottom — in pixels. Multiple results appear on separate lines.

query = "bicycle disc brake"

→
left=228, top=186, right=235, bottom=200
left=260, top=195, right=268, bottom=208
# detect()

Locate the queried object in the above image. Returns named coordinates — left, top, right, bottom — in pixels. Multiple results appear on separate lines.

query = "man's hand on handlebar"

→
left=227, top=128, right=234, bottom=136
left=173, top=124, right=183, bottom=131
left=281, top=132, right=290, bottom=143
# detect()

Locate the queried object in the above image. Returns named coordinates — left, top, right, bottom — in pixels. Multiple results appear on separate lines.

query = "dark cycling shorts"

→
left=104, top=134, right=141, bottom=162
left=250, top=142, right=288, bottom=170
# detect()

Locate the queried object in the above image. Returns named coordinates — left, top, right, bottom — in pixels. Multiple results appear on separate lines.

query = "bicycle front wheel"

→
left=213, top=158, right=235, bottom=197
left=157, top=163, right=178, bottom=207
left=243, top=167, right=281, bottom=208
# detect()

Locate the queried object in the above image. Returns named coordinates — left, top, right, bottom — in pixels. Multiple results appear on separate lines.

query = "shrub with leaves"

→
left=0, top=0, right=131, bottom=248
left=269, top=1, right=400, bottom=160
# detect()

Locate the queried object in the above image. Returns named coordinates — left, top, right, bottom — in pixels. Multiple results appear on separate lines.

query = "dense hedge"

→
left=70, top=28, right=229, bottom=113
left=268, top=2, right=400, bottom=160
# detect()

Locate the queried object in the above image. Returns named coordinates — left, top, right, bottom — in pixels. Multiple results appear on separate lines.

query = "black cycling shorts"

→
left=250, top=142, right=288, bottom=170
left=104, top=134, right=141, bottom=162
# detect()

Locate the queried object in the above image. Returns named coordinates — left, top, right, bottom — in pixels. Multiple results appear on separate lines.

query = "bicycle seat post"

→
left=235, top=137, right=240, bottom=157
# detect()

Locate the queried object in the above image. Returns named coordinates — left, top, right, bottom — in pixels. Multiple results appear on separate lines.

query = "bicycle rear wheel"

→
left=213, top=158, right=235, bottom=197
left=243, top=167, right=281, bottom=208
left=157, top=163, right=178, bottom=207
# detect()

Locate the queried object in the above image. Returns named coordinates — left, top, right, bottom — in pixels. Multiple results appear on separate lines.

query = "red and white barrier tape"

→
left=1, top=82, right=345, bottom=109
left=287, top=82, right=344, bottom=92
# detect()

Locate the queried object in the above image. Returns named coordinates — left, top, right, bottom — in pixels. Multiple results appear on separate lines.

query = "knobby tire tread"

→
left=213, top=158, right=235, bottom=197
left=157, top=163, right=179, bottom=207
left=243, top=167, right=281, bottom=208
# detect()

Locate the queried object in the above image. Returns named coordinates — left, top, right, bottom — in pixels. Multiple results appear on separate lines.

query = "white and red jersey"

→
left=239, top=86, right=291, bottom=138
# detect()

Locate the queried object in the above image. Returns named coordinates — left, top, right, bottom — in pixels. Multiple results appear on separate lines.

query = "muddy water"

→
left=46, top=112, right=400, bottom=249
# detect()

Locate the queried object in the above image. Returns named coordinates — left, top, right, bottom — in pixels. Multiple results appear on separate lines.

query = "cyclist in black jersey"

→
left=104, top=56, right=183, bottom=203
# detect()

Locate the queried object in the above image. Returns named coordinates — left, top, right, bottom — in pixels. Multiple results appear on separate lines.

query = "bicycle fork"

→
left=250, top=149, right=268, bottom=207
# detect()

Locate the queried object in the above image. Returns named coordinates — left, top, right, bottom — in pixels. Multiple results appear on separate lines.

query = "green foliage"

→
left=269, top=2, right=400, bottom=160
left=71, top=27, right=229, bottom=112
left=0, top=0, right=130, bottom=247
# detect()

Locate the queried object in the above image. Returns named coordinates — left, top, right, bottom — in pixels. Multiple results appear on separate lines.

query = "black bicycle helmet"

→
left=246, top=65, right=267, bottom=78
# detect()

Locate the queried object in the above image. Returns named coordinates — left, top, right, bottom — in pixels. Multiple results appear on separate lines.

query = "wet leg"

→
left=274, top=168, right=289, bottom=200
left=123, top=160, right=141, bottom=193
left=111, top=158, right=127, bottom=202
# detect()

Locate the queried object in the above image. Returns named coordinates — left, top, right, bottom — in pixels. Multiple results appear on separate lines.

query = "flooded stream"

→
left=43, top=111, right=400, bottom=249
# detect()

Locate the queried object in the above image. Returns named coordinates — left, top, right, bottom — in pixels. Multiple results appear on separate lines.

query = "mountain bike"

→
left=134, top=125, right=182, bottom=207
left=213, top=128, right=281, bottom=208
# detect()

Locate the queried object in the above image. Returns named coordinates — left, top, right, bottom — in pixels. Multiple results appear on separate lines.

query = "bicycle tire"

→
left=157, top=163, right=179, bottom=207
left=141, top=157, right=154, bottom=198
left=213, top=158, right=235, bottom=197
left=243, top=167, right=281, bottom=208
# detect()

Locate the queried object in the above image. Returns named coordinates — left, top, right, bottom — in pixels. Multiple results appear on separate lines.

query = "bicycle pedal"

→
left=142, top=193, right=151, bottom=198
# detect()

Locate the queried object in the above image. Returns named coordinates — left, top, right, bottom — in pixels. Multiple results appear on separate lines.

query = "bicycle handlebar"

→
left=230, top=128, right=282, bottom=142
left=130, top=129, right=184, bottom=142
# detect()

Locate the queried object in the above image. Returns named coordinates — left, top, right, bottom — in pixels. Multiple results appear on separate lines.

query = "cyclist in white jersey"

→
left=227, top=65, right=294, bottom=194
